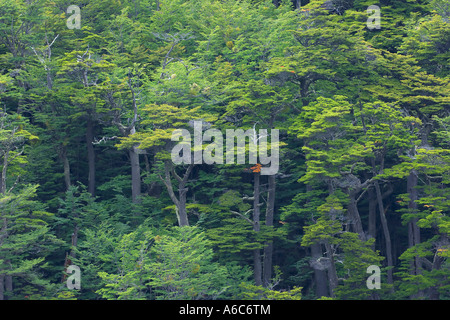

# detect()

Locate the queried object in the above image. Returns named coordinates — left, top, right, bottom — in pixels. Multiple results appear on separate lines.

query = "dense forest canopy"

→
left=0, top=0, right=448, bottom=300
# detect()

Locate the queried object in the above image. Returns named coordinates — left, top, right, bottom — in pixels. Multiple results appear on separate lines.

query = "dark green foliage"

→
left=0, top=0, right=448, bottom=300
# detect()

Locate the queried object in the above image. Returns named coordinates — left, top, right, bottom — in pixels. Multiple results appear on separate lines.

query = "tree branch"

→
left=231, top=209, right=254, bottom=226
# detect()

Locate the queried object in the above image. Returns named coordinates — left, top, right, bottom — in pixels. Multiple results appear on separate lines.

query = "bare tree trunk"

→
left=129, top=146, right=141, bottom=203
left=263, top=175, right=275, bottom=287
left=253, top=172, right=262, bottom=286
left=177, top=185, right=189, bottom=227
left=144, top=154, right=161, bottom=197
left=86, top=118, right=96, bottom=197
left=0, top=274, right=4, bottom=300
left=325, top=241, right=338, bottom=297
left=368, top=188, right=377, bottom=242
left=160, top=161, right=193, bottom=227
left=407, top=169, right=424, bottom=299
left=62, top=224, right=79, bottom=283
left=253, top=249, right=262, bottom=287
left=0, top=217, right=5, bottom=300
left=5, top=273, right=12, bottom=295
left=429, top=241, right=445, bottom=299
left=0, top=154, right=8, bottom=300
left=407, top=170, right=421, bottom=275
left=0, top=221, right=12, bottom=299
left=71, top=226, right=79, bottom=258
left=305, top=181, right=330, bottom=297
left=373, top=180, right=393, bottom=284
left=0, top=151, right=9, bottom=194
left=128, top=72, right=141, bottom=204
left=311, top=242, right=329, bottom=298
left=347, top=191, right=365, bottom=240
left=59, top=146, right=71, bottom=190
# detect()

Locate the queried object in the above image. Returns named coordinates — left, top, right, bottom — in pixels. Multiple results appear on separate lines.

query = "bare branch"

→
left=7, top=174, right=20, bottom=193
left=48, top=34, right=59, bottom=48
left=231, top=210, right=254, bottom=225
left=182, top=163, right=194, bottom=183
left=171, top=166, right=183, bottom=183
left=92, top=136, right=118, bottom=145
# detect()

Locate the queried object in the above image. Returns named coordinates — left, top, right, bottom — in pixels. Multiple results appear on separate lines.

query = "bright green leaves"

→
left=267, top=4, right=371, bottom=106
left=115, top=103, right=216, bottom=153
left=0, top=184, right=62, bottom=299
left=206, top=190, right=285, bottom=257
left=417, top=210, right=450, bottom=237
left=393, top=147, right=450, bottom=225
left=291, top=96, right=353, bottom=141
left=290, top=96, right=361, bottom=183
left=95, top=226, right=237, bottom=300
left=396, top=234, right=450, bottom=299
left=301, top=193, right=346, bottom=247
left=399, top=13, right=450, bottom=77
left=300, top=192, right=387, bottom=299
left=356, top=101, right=421, bottom=154
left=333, top=232, right=388, bottom=300
left=291, top=94, right=422, bottom=185
left=56, top=48, right=116, bottom=117
left=143, top=227, right=228, bottom=299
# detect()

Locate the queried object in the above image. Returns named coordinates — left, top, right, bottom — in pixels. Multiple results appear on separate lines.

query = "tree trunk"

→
left=0, top=151, right=9, bottom=194
left=62, top=224, right=79, bottom=283
left=71, top=225, right=79, bottom=258
left=373, top=180, right=393, bottom=284
left=429, top=240, right=445, bottom=299
left=311, top=242, right=329, bottom=298
left=0, top=157, right=10, bottom=300
left=160, top=161, right=193, bottom=227
left=263, top=175, right=276, bottom=287
left=0, top=212, right=5, bottom=300
left=253, top=172, right=262, bottom=286
left=407, top=170, right=421, bottom=273
left=5, top=273, right=12, bottom=295
left=128, top=76, right=140, bottom=203
left=60, top=146, right=71, bottom=191
left=347, top=191, right=365, bottom=240
left=325, top=241, right=338, bottom=297
left=368, top=188, right=377, bottom=242
left=144, top=154, right=161, bottom=197
left=0, top=219, right=5, bottom=300
left=254, top=249, right=262, bottom=287
left=46, top=70, right=53, bottom=90
left=306, top=182, right=329, bottom=297
left=86, top=118, right=96, bottom=196
left=177, top=185, right=189, bottom=227
left=129, top=146, right=141, bottom=203
left=0, top=274, right=4, bottom=300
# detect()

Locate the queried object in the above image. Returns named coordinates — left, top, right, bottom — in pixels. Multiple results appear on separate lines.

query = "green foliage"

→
left=333, top=233, right=390, bottom=300
left=240, top=283, right=303, bottom=300
left=0, top=0, right=448, bottom=301
left=240, top=264, right=302, bottom=299
left=0, top=185, right=63, bottom=299
left=94, top=226, right=248, bottom=300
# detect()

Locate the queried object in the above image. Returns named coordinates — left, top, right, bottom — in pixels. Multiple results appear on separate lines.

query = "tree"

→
left=96, top=226, right=241, bottom=300
left=0, top=185, right=61, bottom=300
left=116, top=103, right=215, bottom=226
left=0, top=113, right=61, bottom=299
left=390, top=144, right=450, bottom=299
left=56, top=40, right=115, bottom=197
